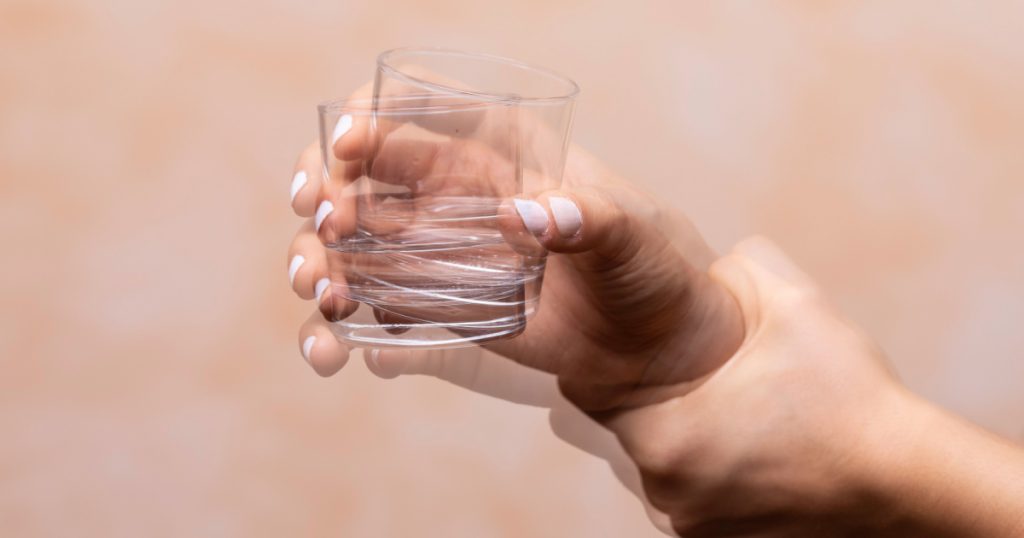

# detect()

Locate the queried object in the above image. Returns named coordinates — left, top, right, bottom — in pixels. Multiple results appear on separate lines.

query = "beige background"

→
left=3, top=1, right=1024, bottom=536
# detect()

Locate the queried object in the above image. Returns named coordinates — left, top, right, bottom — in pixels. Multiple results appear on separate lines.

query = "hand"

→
left=287, top=106, right=746, bottom=411
left=285, top=93, right=1024, bottom=536
left=601, top=237, right=1024, bottom=536
left=366, top=236, right=1024, bottom=537
left=606, top=236, right=908, bottom=535
left=284, top=104, right=865, bottom=533
left=286, top=100, right=745, bottom=534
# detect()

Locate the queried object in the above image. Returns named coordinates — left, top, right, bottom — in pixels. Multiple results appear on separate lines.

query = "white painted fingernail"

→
left=314, top=277, right=330, bottom=303
left=302, top=335, right=316, bottom=364
left=315, top=200, right=334, bottom=232
left=288, top=255, right=305, bottom=286
left=513, top=199, right=549, bottom=235
left=549, top=196, right=582, bottom=238
left=368, top=348, right=381, bottom=369
left=332, top=114, right=353, bottom=145
left=290, top=170, right=308, bottom=203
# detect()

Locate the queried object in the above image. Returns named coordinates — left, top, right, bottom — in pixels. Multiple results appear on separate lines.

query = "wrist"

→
left=857, top=391, right=1024, bottom=536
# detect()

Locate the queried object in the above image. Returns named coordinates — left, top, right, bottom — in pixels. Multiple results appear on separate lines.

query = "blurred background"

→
left=3, top=1, right=1024, bottom=536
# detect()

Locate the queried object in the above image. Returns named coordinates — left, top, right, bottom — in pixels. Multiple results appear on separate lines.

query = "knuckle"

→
left=767, top=286, right=825, bottom=320
left=595, top=190, right=629, bottom=226
left=316, top=296, right=334, bottom=320
left=627, top=422, right=699, bottom=486
left=633, top=443, right=683, bottom=485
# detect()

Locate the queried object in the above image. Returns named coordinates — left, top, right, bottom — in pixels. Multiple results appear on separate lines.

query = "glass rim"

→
left=317, top=95, right=509, bottom=116
left=376, top=46, right=581, bottom=104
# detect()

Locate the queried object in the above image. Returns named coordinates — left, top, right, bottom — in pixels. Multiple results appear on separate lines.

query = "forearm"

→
left=866, top=392, right=1024, bottom=536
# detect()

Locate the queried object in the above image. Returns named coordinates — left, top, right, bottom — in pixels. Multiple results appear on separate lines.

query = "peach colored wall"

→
left=2, top=1, right=1023, bottom=536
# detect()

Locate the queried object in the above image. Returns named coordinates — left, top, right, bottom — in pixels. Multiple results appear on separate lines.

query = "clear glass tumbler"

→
left=317, top=49, right=578, bottom=349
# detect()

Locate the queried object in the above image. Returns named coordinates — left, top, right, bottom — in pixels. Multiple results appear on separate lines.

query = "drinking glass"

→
left=317, top=49, right=578, bottom=349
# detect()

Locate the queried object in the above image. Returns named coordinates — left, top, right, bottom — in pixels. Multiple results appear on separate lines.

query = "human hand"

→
left=287, top=98, right=746, bottom=411
left=284, top=95, right=858, bottom=534
left=285, top=90, right=1024, bottom=536
left=285, top=97, right=744, bottom=534
left=340, top=233, right=912, bottom=536
left=335, top=236, right=1024, bottom=537
left=598, top=237, right=1024, bottom=536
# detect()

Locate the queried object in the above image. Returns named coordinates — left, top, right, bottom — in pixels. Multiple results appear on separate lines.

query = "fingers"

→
left=363, top=348, right=448, bottom=380
left=708, top=236, right=822, bottom=332
left=291, top=142, right=323, bottom=217
left=286, top=219, right=358, bottom=321
left=297, top=310, right=351, bottom=377
left=301, top=81, right=372, bottom=216
left=366, top=137, right=441, bottom=188
left=318, top=251, right=360, bottom=322
left=327, top=81, right=374, bottom=161
left=292, top=139, right=361, bottom=219
left=499, top=187, right=639, bottom=262
left=363, top=347, right=561, bottom=407
left=708, top=236, right=819, bottom=307
left=331, top=110, right=375, bottom=162
left=287, top=219, right=329, bottom=300
left=313, top=165, right=359, bottom=246
left=547, top=403, right=663, bottom=515
left=501, top=185, right=747, bottom=388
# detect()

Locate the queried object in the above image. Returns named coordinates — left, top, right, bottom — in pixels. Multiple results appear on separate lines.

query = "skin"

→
left=287, top=99, right=1024, bottom=536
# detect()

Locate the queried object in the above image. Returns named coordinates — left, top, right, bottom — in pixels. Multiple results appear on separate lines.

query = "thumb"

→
left=500, top=187, right=747, bottom=382
left=500, top=187, right=649, bottom=264
left=708, top=236, right=820, bottom=311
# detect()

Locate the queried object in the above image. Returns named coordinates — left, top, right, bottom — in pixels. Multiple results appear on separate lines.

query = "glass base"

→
left=328, top=303, right=527, bottom=350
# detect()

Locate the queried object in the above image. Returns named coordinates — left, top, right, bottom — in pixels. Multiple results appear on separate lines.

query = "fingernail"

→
left=332, top=114, right=353, bottom=145
left=368, top=348, right=381, bottom=369
left=288, top=255, right=305, bottom=286
left=314, top=277, right=330, bottom=303
left=290, top=170, right=308, bottom=203
left=548, top=196, right=582, bottom=238
left=513, top=198, right=549, bottom=235
left=315, top=200, right=334, bottom=232
left=302, top=335, right=316, bottom=364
